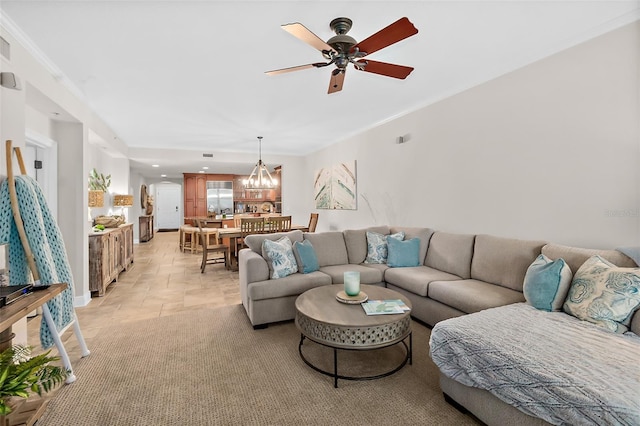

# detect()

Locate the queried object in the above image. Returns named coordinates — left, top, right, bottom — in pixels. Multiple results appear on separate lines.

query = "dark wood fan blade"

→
left=282, top=23, right=335, bottom=53
left=265, top=63, right=326, bottom=76
left=352, top=17, right=418, bottom=56
left=328, top=69, right=345, bottom=94
left=354, top=60, right=414, bottom=79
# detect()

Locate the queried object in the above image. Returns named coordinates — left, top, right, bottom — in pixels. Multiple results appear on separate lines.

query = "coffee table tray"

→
left=335, top=291, right=368, bottom=304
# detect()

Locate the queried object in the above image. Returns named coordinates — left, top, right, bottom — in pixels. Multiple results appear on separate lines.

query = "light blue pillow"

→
left=364, top=231, right=405, bottom=264
left=523, top=254, right=573, bottom=312
left=293, top=240, right=319, bottom=274
left=262, top=237, right=298, bottom=279
left=387, top=237, right=420, bottom=268
left=563, top=255, right=640, bottom=333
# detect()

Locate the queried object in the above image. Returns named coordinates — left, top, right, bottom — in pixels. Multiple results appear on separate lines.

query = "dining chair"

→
left=195, top=219, right=229, bottom=272
left=307, top=213, right=319, bottom=232
left=269, top=215, right=292, bottom=232
left=236, top=217, right=266, bottom=253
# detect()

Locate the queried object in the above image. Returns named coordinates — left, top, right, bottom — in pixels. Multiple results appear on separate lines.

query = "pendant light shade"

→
left=243, top=136, right=278, bottom=190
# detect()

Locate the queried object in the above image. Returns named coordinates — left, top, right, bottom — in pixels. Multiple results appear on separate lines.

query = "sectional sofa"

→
left=237, top=226, right=640, bottom=425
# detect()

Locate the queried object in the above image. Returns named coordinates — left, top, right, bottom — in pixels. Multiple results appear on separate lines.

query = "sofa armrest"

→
left=239, top=248, right=270, bottom=307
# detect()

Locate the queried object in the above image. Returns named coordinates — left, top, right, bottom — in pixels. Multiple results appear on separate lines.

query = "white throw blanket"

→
left=430, top=303, right=640, bottom=426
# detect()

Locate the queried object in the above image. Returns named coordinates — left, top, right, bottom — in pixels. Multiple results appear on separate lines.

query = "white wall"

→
left=302, top=21, right=640, bottom=249
left=1, top=23, right=128, bottom=305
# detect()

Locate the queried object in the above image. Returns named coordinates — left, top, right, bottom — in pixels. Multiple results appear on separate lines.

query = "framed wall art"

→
left=314, top=160, right=357, bottom=210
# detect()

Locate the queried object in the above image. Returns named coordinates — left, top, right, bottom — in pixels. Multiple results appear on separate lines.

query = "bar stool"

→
left=180, top=225, right=197, bottom=253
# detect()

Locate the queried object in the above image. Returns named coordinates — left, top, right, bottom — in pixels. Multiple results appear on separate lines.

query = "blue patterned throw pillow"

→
left=387, top=237, right=420, bottom=267
left=364, top=231, right=405, bottom=264
left=262, top=237, right=298, bottom=279
left=523, top=254, right=573, bottom=312
left=563, top=255, right=640, bottom=333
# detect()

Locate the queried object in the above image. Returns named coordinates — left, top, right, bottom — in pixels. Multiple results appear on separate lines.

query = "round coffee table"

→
left=295, top=284, right=412, bottom=387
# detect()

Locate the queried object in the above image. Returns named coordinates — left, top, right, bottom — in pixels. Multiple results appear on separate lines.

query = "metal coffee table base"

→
left=298, top=333, right=413, bottom=388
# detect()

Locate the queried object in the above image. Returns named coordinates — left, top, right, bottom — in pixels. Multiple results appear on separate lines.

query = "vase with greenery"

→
left=0, top=345, right=69, bottom=415
left=88, top=168, right=111, bottom=192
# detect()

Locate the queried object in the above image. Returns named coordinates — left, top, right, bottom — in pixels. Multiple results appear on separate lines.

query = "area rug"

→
left=36, top=305, right=478, bottom=425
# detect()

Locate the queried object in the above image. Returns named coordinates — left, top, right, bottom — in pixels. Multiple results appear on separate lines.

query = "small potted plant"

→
left=0, top=345, right=68, bottom=415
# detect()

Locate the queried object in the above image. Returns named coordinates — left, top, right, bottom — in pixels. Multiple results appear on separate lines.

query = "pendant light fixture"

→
left=243, top=136, right=278, bottom=190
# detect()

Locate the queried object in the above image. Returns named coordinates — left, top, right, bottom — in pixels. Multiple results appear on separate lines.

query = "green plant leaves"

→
left=88, top=168, right=111, bottom=192
left=0, top=345, right=68, bottom=415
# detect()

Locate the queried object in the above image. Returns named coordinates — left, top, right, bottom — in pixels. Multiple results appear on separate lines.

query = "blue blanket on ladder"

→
left=0, top=175, right=75, bottom=349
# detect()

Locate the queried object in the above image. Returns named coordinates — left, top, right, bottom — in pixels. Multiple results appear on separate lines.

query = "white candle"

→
left=343, top=271, right=360, bottom=296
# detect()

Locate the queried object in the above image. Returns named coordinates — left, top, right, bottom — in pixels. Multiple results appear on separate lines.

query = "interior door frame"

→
left=25, top=129, right=58, bottom=220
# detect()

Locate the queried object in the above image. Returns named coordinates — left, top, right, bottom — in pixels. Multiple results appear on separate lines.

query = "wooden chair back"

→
left=268, top=216, right=291, bottom=233
left=234, top=214, right=253, bottom=228
left=307, top=213, right=319, bottom=232
left=195, top=219, right=228, bottom=272
left=240, top=217, right=266, bottom=238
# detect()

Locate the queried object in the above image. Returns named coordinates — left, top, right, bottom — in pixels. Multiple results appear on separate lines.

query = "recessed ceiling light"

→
left=152, top=164, right=159, bottom=168
left=161, top=174, right=167, bottom=177
left=198, top=170, right=205, bottom=173
left=202, top=166, right=209, bottom=170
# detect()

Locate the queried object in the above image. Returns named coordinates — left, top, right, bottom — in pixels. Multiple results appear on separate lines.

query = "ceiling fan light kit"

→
left=243, top=136, right=278, bottom=191
left=266, top=16, right=418, bottom=94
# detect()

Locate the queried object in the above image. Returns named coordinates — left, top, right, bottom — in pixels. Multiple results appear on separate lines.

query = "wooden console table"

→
left=0, top=284, right=67, bottom=426
left=89, top=224, right=134, bottom=297
left=139, top=215, right=154, bottom=242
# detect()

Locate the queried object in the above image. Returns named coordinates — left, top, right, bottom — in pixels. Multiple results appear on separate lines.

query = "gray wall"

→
left=303, top=21, right=640, bottom=249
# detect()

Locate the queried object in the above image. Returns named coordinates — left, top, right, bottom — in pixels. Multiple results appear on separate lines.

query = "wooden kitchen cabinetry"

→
left=89, top=223, right=134, bottom=296
left=184, top=174, right=207, bottom=223
left=183, top=171, right=282, bottom=219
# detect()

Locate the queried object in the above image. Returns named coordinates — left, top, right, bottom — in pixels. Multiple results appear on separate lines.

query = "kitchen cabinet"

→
left=184, top=174, right=207, bottom=223
left=89, top=224, right=134, bottom=296
left=184, top=172, right=282, bottom=220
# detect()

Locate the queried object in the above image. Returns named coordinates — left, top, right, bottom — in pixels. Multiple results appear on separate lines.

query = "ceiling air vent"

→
left=0, top=36, right=10, bottom=61
left=203, top=153, right=213, bottom=158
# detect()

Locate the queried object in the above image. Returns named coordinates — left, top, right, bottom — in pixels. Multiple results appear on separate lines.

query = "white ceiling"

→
left=1, top=1, right=639, bottom=179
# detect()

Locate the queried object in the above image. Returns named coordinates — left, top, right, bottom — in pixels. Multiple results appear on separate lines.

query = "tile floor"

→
left=27, top=230, right=240, bottom=361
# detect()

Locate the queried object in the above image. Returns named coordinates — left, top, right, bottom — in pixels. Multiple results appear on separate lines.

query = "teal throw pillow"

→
left=293, top=240, right=319, bottom=274
left=387, top=237, right=420, bottom=267
left=262, top=237, right=298, bottom=279
left=364, top=231, right=405, bottom=264
left=523, top=254, right=573, bottom=312
left=563, top=255, right=640, bottom=333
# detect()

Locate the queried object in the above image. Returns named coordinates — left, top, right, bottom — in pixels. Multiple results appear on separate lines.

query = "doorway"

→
left=24, top=130, right=58, bottom=219
left=155, top=184, right=181, bottom=230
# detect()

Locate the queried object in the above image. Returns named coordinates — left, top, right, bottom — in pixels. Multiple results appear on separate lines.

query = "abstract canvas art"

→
left=314, top=160, right=357, bottom=210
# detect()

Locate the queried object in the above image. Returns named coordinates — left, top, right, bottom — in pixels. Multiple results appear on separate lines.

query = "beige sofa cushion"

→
left=303, top=231, right=349, bottom=266
left=471, top=235, right=546, bottom=291
left=245, top=230, right=304, bottom=254
left=389, top=226, right=434, bottom=265
left=385, top=266, right=460, bottom=297
left=248, top=271, right=331, bottom=301
left=343, top=226, right=390, bottom=264
left=541, top=243, right=637, bottom=274
left=318, top=264, right=384, bottom=284
left=425, top=232, right=475, bottom=279
left=429, top=279, right=525, bottom=314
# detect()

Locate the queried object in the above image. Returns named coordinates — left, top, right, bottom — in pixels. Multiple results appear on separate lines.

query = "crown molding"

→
left=0, top=11, right=86, bottom=101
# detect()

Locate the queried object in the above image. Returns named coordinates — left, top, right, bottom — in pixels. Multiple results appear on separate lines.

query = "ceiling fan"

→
left=265, top=17, right=418, bottom=94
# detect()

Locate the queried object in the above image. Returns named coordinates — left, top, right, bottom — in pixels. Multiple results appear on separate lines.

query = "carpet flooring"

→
left=36, top=304, right=480, bottom=426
